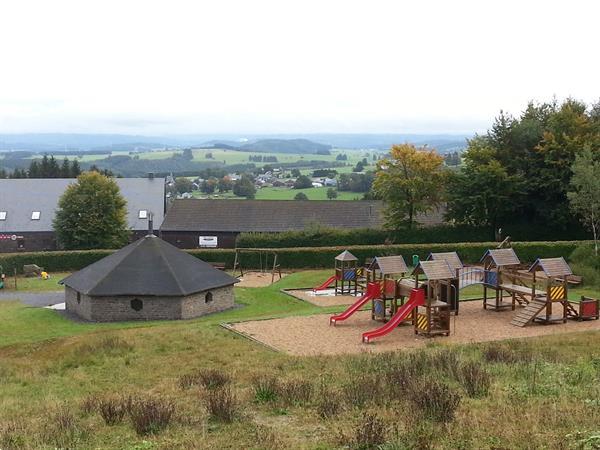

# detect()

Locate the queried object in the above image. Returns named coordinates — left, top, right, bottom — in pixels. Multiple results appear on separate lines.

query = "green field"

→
left=192, top=186, right=363, bottom=201
left=2, top=269, right=600, bottom=448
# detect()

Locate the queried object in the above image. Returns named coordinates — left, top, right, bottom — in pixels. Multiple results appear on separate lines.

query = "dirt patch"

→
left=234, top=271, right=290, bottom=288
left=283, top=289, right=361, bottom=307
left=229, top=301, right=600, bottom=356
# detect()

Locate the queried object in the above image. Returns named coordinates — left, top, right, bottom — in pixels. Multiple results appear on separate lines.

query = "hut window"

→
left=77, top=292, right=81, bottom=304
left=205, top=292, right=213, bottom=304
left=131, top=298, right=143, bottom=311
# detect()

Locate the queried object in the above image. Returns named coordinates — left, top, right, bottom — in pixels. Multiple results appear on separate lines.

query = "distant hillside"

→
left=240, top=139, right=332, bottom=154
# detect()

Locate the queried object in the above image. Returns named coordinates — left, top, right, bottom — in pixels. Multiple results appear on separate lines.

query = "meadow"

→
left=193, top=186, right=363, bottom=201
left=1, top=270, right=600, bottom=449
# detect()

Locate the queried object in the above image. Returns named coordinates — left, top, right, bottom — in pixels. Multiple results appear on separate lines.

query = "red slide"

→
left=330, top=283, right=381, bottom=325
left=313, top=275, right=337, bottom=292
left=362, top=289, right=425, bottom=343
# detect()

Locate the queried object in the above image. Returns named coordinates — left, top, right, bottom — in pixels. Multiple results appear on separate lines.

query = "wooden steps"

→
left=510, top=297, right=548, bottom=327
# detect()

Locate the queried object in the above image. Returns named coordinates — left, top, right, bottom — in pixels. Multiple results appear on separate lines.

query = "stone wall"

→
left=65, top=284, right=235, bottom=322
left=181, top=286, right=234, bottom=319
left=65, top=286, right=93, bottom=321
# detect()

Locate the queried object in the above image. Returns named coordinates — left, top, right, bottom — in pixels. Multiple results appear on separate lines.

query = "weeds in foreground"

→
left=179, top=368, right=231, bottom=390
left=407, top=380, right=461, bottom=423
left=351, top=413, right=387, bottom=450
left=458, top=361, right=491, bottom=397
left=204, top=386, right=238, bottom=423
left=98, top=396, right=128, bottom=425
left=128, top=397, right=175, bottom=436
left=252, top=375, right=279, bottom=403
left=43, top=405, right=86, bottom=448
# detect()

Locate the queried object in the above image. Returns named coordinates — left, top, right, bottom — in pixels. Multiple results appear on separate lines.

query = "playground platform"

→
left=228, top=300, right=600, bottom=356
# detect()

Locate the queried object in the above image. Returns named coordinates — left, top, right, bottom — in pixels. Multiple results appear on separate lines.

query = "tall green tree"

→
left=373, top=143, right=446, bottom=229
left=446, top=137, right=521, bottom=232
left=568, top=148, right=600, bottom=255
left=54, top=172, right=130, bottom=249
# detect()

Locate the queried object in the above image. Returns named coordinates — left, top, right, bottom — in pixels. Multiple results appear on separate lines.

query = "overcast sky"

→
left=0, top=0, right=597, bottom=135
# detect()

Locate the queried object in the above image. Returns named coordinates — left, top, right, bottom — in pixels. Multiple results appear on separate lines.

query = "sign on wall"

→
left=199, top=236, right=218, bottom=248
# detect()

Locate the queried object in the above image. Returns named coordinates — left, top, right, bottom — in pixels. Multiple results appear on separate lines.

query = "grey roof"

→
left=412, top=260, right=455, bottom=280
left=426, top=252, right=463, bottom=271
left=370, top=256, right=408, bottom=275
left=480, top=248, right=520, bottom=267
left=161, top=199, right=384, bottom=232
left=0, top=178, right=165, bottom=233
left=529, top=257, right=573, bottom=277
left=335, top=250, right=358, bottom=262
left=60, top=234, right=238, bottom=296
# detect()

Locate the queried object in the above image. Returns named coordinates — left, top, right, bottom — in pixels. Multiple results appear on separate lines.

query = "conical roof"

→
left=61, top=235, right=238, bottom=297
left=335, top=250, right=358, bottom=261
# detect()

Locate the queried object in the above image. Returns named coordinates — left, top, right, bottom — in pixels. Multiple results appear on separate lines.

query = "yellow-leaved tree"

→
left=373, top=144, right=446, bottom=229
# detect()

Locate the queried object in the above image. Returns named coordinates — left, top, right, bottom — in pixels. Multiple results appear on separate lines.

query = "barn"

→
left=159, top=199, right=445, bottom=249
left=60, top=232, right=238, bottom=322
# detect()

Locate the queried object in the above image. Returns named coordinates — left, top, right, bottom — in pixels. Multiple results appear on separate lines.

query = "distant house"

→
left=159, top=199, right=445, bottom=249
left=323, top=178, right=337, bottom=187
left=0, top=178, right=165, bottom=252
left=311, top=182, right=323, bottom=188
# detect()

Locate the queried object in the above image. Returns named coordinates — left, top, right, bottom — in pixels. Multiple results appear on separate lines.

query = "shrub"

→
left=252, top=376, right=279, bottom=403
left=277, top=379, right=313, bottom=406
left=351, top=413, right=387, bottom=450
left=458, top=362, right=490, bottom=397
left=43, top=406, right=84, bottom=448
left=179, top=368, right=231, bottom=390
left=316, top=388, right=342, bottom=419
left=570, top=244, right=600, bottom=287
left=128, top=397, right=175, bottom=436
left=98, top=397, right=127, bottom=425
left=80, top=394, right=101, bottom=414
left=407, top=380, right=461, bottom=423
left=204, top=386, right=238, bottom=423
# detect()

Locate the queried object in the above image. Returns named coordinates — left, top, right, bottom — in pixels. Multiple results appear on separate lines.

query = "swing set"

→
left=233, top=248, right=282, bottom=283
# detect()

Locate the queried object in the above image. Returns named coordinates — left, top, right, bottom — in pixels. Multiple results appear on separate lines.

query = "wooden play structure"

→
left=480, top=248, right=532, bottom=311
left=425, top=252, right=462, bottom=313
left=510, top=257, right=594, bottom=327
left=314, top=250, right=364, bottom=295
left=365, top=256, right=411, bottom=321
left=411, top=260, right=453, bottom=337
left=233, top=248, right=282, bottom=283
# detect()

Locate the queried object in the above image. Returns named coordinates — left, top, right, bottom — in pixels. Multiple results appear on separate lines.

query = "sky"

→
left=0, top=0, right=598, bottom=135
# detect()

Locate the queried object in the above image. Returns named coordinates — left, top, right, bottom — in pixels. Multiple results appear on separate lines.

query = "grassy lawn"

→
left=2, top=270, right=600, bottom=448
left=192, top=186, right=364, bottom=201
left=1, top=272, right=70, bottom=292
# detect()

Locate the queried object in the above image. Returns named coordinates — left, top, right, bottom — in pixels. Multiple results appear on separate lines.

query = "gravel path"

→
left=0, top=291, right=64, bottom=307
left=230, top=301, right=600, bottom=356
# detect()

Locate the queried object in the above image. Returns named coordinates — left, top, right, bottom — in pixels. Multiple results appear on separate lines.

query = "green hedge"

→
left=236, top=224, right=590, bottom=248
left=0, top=241, right=590, bottom=274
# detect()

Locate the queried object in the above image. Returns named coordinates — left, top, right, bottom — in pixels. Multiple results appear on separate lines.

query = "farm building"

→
left=159, top=199, right=445, bottom=249
left=0, top=177, right=165, bottom=252
left=60, top=233, right=238, bottom=322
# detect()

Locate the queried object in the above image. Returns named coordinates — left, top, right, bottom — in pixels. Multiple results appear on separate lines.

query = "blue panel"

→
left=484, top=271, right=498, bottom=285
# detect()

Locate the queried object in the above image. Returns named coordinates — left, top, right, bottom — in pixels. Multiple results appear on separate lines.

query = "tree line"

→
left=373, top=99, right=600, bottom=248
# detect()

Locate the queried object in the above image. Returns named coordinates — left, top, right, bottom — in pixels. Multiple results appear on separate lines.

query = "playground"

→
left=230, top=300, right=600, bottom=356
left=228, top=247, right=600, bottom=355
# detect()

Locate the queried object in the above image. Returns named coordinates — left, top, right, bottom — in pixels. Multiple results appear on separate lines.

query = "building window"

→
left=77, top=292, right=81, bottom=304
left=131, top=298, right=143, bottom=311
left=0, top=211, right=6, bottom=220
left=31, top=211, right=41, bottom=220
left=138, top=210, right=148, bottom=219
left=205, top=292, right=213, bottom=304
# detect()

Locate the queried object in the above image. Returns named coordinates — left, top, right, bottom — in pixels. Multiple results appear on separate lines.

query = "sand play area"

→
left=234, top=271, right=289, bottom=288
left=283, top=288, right=361, bottom=307
left=228, top=301, right=600, bottom=356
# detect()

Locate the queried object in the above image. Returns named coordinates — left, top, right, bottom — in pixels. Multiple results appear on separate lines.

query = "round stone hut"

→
left=60, top=234, right=238, bottom=322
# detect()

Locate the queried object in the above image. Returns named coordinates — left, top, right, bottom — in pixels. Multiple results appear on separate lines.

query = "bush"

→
left=128, top=397, right=175, bottom=436
left=0, top=240, right=589, bottom=273
left=98, top=397, right=127, bottom=425
left=277, top=379, right=313, bottom=406
left=458, top=362, right=490, bottom=397
left=204, top=386, right=238, bottom=423
left=570, top=244, right=600, bottom=287
left=43, top=406, right=85, bottom=448
left=179, top=368, right=231, bottom=390
left=407, top=380, right=461, bottom=423
left=351, top=413, right=387, bottom=450
left=252, top=376, right=279, bottom=403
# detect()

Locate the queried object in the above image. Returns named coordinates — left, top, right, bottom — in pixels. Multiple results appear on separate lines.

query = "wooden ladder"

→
left=510, top=297, right=548, bottom=327
left=565, top=301, right=579, bottom=319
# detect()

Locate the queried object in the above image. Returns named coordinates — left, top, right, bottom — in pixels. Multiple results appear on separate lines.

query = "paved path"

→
left=0, top=291, right=64, bottom=307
